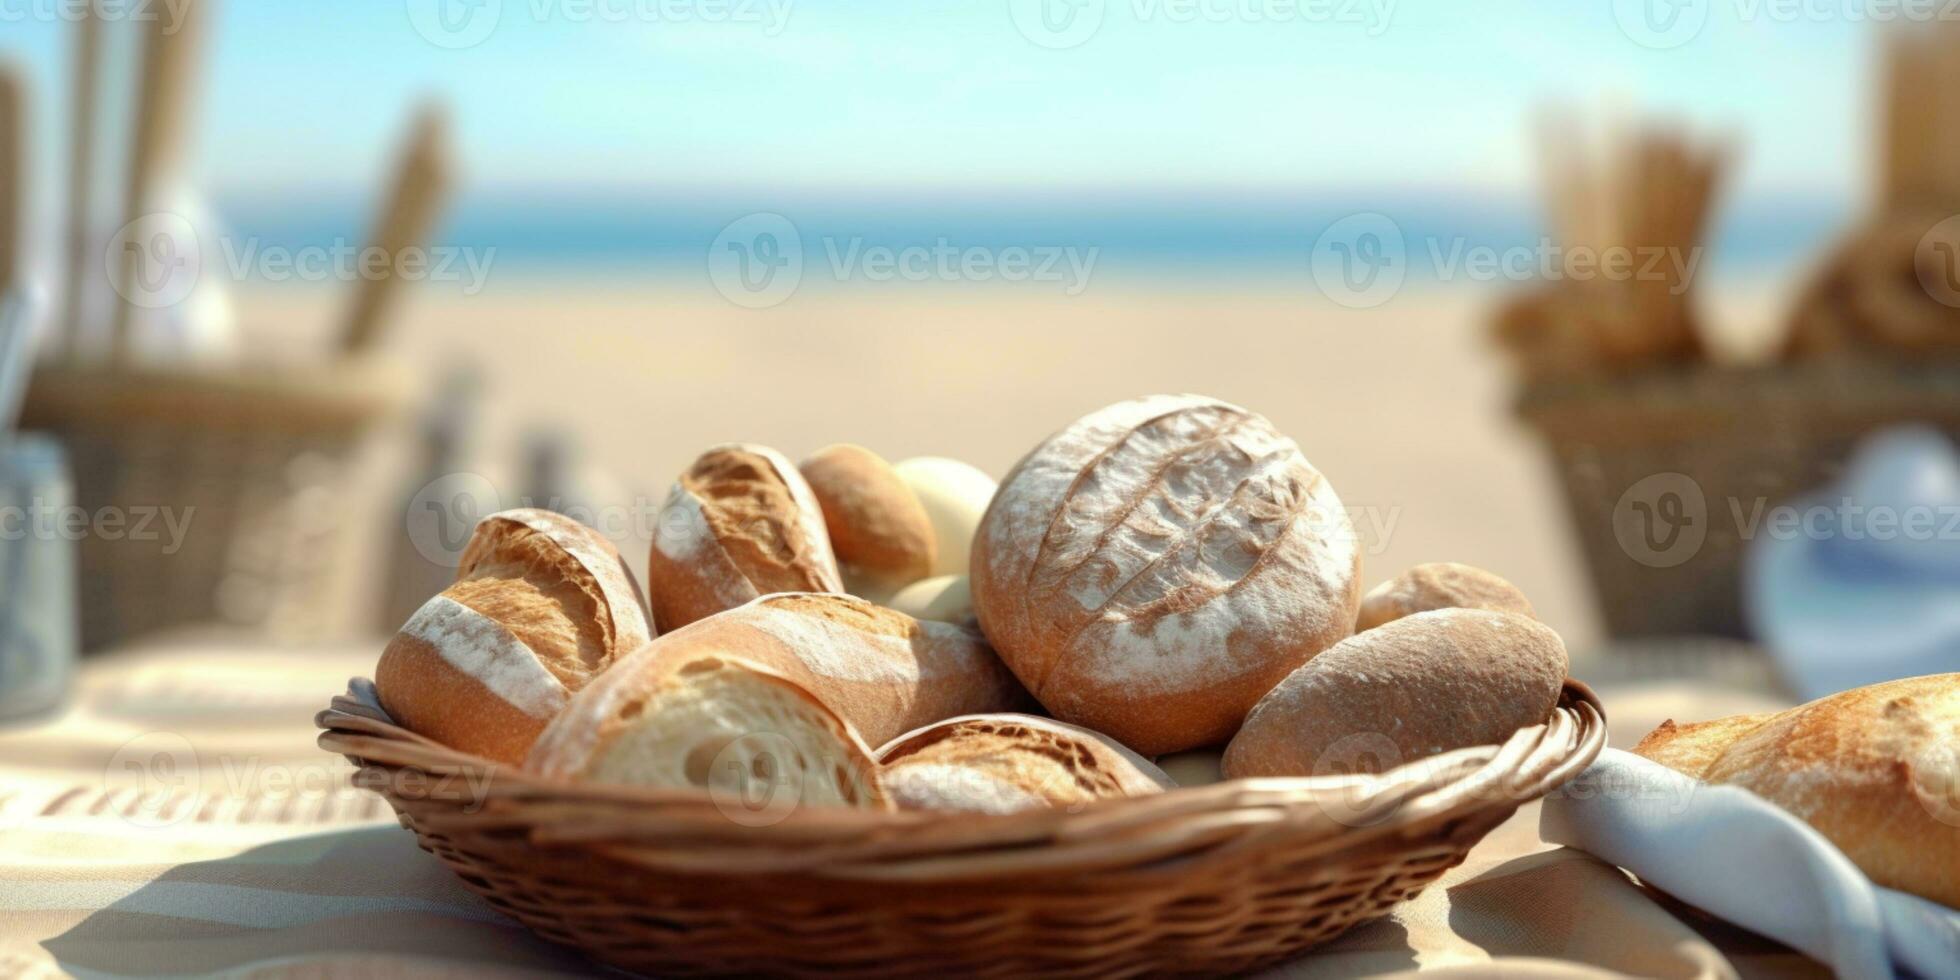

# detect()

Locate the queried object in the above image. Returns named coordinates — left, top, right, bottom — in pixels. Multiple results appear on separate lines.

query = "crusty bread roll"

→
left=801, top=444, right=937, bottom=595
left=1631, top=712, right=1778, bottom=778
left=892, top=456, right=996, bottom=578
left=528, top=654, right=887, bottom=812
left=625, top=592, right=1030, bottom=748
left=376, top=508, right=653, bottom=765
left=972, top=394, right=1361, bottom=755
left=1355, top=562, right=1535, bottom=632
left=647, top=443, right=843, bottom=633
left=886, top=573, right=974, bottom=626
left=1223, top=609, right=1568, bottom=778
left=876, top=713, right=1171, bottom=814
left=1632, top=674, right=1960, bottom=908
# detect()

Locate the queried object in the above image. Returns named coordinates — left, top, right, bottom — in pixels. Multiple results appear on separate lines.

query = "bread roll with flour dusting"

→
left=800, top=444, right=937, bottom=595
left=528, top=654, right=887, bottom=812
left=1224, top=609, right=1568, bottom=778
left=624, top=592, right=1030, bottom=748
left=1355, top=562, right=1535, bottom=632
left=1633, top=674, right=1960, bottom=908
left=376, top=509, right=653, bottom=765
left=972, top=394, right=1361, bottom=755
left=877, top=714, right=1172, bottom=814
left=647, top=444, right=843, bottom=632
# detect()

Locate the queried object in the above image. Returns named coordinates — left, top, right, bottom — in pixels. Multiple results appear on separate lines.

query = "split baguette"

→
left=376, top=509, right=652, bottom=765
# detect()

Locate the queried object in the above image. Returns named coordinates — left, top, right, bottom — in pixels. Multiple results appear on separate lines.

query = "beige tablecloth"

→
left=0, top=635, right=1826, bottom=979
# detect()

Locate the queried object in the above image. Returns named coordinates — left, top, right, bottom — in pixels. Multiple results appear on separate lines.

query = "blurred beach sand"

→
left=230, top=275, right=1764, bottom=656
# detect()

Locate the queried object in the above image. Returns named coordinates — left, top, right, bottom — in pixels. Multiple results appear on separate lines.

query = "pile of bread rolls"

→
left=375, top=394, right=1571, bottom=816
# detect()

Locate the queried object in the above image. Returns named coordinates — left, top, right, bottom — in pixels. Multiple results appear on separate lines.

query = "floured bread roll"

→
left=529, top=655, right=886, bottom=812
left=1355, top=562, right=1535, bottom=632
left=877, top=714, right=1171, bottom=814
left=376, top=509, right=653, bottom=765
left=627, top=592, right=1030, bottom=747
left=647, top=444, right=843, bottom=632
left=800, top=444, right=937, bottom=595
left=1223, top=609, right=1568, bottom=778
left=1633, top=674, right=1960, bottom=908
left=972, top=394, right=1361, bottom=755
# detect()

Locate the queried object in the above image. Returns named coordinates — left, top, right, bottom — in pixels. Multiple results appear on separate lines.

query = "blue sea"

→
left=213, top=187, right=1852, bottom=283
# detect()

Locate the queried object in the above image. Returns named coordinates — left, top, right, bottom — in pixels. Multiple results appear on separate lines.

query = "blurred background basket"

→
left=318, top=680, right=1605, bottom=978
left=23, top=362, right=407, bottom=651
left=1516, top=357, right=1960, bottom=638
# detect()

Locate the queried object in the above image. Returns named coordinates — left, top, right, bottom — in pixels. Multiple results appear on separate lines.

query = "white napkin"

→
left=1540, top=749, right=1960, bottom=980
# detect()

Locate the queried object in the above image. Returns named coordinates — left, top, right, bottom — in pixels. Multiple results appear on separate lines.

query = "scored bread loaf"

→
left=1223, top=609, right=1568, bottom=778
left=1632, top=674, right=1960, bottom=908
left=614, top=592, right=1029, bottom=748
left=972, top=394, right=1361, bottom=755
left=647, top=443, right=843, bottom=632
left=1355, top=562, right=1535, bottom=632
left=376, top=508, right=653, bottom=765
left=876, top=713, right=1172, bottom=814
left=528, top=654, right=887, bottom=812
left=800, top=444, right=937, bottom=596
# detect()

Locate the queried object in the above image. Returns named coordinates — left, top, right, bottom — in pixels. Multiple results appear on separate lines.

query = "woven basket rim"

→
left=318, top=678, right=1605, bottom=883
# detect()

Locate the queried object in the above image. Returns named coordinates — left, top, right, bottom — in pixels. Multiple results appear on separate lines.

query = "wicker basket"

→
left=23, top=362, right=408, bottom=651
left=1516, top=356, right=1960, bottom=639
left=317, top=679, right=1605, bottom=977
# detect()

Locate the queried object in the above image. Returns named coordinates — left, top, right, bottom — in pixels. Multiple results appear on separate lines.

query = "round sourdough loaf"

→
left=1222, top=609, right=1568, bottom=779
left=876, top=713, right=1172, bottom=814
left=528, top=653, right=887, bottom=812
left=971, top=394, right=1361, bottom=755
left=1635, top=674, right=1959, bottom=908
left=376, top=508, right=652, bottom=765
left=616, top=592, right=1030, bottom=748
left=1355, top=562, right=1536, bottom=632
left=800, top=444, right=937, bottom=594
left=647, top=444, right=843, bottom=632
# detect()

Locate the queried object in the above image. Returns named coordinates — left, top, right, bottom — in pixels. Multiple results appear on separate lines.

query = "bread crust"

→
left=528, top=652, right=887, bottom=811
left=1646, top=675, right=1960, bottom=909
left=1355, top=562, right=1535, bottom=632
left=647, top=444, right=843, bottom=632
left=877, top=713, right=1172, bottom=813
left=1630, top=713, right=1776, bottom=778
left=1222, top=609, right=1568, bottom=779
left=801, top=444, right=937, bottom=590
left=376, top=509, right=650, bottom=765
left=971, top=394, right=1361, bottom=755
left=545, top=592, right=1030, bottom=753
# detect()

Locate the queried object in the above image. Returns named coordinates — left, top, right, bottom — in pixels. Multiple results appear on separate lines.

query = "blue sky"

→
left=0, top=0, right=1895, bottom=277
left=1, top=0, right=1877, bottom=195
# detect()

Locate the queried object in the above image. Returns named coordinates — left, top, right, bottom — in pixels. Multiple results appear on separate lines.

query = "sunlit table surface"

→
left=0, top=631, right=1824, bottom=979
